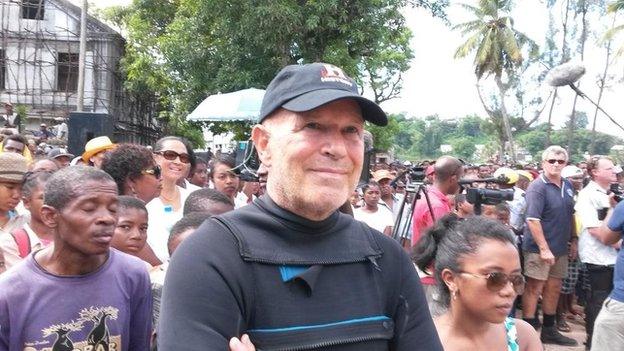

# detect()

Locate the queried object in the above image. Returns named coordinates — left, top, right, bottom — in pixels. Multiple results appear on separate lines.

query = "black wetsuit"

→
left=159, top=196, right=442, bottom=350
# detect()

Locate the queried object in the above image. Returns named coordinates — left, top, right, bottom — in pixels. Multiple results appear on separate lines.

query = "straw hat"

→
left=372, top=169, right=393, bottom=182
left=0, top=152, right=28, bottom=183
left=81, top=136, right=116, bottom=163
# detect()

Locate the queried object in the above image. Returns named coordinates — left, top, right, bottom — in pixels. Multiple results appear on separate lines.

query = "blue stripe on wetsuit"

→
left=248, top=315, right=391, bottom=333
left=278, top=265, right=309, bottom=282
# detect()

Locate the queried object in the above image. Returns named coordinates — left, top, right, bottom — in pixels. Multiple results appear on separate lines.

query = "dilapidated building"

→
left=0, top=0, right=158, bottom=143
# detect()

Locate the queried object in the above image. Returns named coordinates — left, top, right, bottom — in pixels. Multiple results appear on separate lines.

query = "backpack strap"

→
left=10, top=228, right=31, bottom=258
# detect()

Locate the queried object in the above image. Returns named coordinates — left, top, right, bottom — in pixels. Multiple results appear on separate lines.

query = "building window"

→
left=57, top=52, right=79, bottom=92
left=21, top=0, right=45, bottom=20
left=0, top=49, right=5, bottom=90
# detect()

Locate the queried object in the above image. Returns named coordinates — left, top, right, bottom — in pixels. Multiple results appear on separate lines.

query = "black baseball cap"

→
left=47, top=147, right=74, bottom=159
left=259, top=63, right=388, bottom=126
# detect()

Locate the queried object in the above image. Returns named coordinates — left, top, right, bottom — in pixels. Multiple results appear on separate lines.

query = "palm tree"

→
left=609, top=0, right=624, bottom=12
left=454, top=0, right=537, bottom=163
left=606, top=1, right=624, bottom=57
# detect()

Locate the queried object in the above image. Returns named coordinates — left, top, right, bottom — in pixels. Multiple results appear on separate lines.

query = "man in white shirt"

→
left=575, top=155, right=619, bottom=349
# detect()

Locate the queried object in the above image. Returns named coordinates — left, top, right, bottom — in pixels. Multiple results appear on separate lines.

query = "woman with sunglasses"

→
left=101, top=143, right=162, bottom=266
left=413, top=215, right=541, bottom=351
left=102, top=143, right=163, bottom=203
left=147, top=136, right=196, bottom=262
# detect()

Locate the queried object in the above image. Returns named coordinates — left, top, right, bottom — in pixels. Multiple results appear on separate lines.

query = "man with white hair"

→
left=521, top=145, right=577, bottom=346
left=159, top=63, right=442, bottom=351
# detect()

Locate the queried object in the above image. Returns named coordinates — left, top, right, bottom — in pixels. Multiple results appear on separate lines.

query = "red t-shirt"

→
left=411, top=186, right=451, bottom=285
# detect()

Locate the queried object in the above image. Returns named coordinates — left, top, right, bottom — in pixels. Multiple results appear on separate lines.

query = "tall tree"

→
left=454, top=0, right=538, bottom=163
left=103, top=0, right=449, bottom=143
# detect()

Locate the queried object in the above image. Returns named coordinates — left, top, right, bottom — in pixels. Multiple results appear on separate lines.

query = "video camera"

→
left=610, top=183, right=624, bottom=203
left=459, top=175, right=514, bottom=215
left=234, top=141, right=261, bottom=182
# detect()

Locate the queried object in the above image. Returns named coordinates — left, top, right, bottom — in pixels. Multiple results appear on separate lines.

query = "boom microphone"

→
left=545, top=62, right=586, bottom=87
left=544, top=62, right=624, bottom=132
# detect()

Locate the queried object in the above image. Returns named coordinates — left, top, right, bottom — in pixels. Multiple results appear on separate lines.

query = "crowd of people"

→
left=0, top=62, right=622, bottom=351
left=352, top=146, right=624, bottom=350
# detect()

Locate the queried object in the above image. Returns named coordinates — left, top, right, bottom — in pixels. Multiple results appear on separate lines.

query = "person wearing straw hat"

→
left=82, top=136, right=117, bottom=169
left=0, top=153, right=28, bottom=235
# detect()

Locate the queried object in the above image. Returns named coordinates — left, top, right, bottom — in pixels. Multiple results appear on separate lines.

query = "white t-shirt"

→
left=353, top=206, right=394, bottom=234
left=576, top=180, right=618, bottom=265
left=146, top=186, right=191, bottom=262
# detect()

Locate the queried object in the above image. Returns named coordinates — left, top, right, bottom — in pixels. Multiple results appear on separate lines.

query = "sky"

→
left=81, top=0, right=624, bottom=138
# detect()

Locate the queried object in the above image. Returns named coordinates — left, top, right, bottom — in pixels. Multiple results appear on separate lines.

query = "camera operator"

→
left=575, top=156, right=619, bottom=349
left=521, top=145, right=577, bottom=346
left=591, top=194, right=624, bottom=350
left=411, top=155, right=463, bottom=249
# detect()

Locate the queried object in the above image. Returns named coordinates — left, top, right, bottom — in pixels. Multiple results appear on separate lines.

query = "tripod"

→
left=391, top=181, right=436, bottom=248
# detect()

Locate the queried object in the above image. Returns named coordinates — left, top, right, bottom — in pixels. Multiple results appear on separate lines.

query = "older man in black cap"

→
left=159, top=63, right=442, bottom=351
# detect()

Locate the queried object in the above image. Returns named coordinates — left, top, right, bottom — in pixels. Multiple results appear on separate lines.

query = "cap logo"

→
left=320, top=64, right=353, bottom=86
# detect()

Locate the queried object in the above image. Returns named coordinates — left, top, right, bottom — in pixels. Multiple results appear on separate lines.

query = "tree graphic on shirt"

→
left=42, top=320, right=83, bottom=351
left=78, top=306, right=119, bottom=351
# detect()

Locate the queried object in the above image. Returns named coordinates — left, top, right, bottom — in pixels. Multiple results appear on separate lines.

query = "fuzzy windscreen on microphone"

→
left=545, top=62, right=586, bottom=87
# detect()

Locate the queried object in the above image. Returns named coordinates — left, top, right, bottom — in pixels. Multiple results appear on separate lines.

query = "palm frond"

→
left=457, top=3, right=485, bottom=18
left=452, top=19, right=486, bottom=35
left=608, top=0, right=624, bottom=13
left=514, top=30, right=540, bottom=58
left=455, top=30, right=485, bottom=58
left=603, top=23, right=624, bottom=41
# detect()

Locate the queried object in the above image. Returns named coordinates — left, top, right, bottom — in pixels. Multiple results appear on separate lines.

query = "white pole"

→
left=76, top=0, right=87, bottom=111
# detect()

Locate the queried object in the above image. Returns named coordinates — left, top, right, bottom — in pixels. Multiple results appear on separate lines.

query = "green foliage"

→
left=387, top=113, right=622, bottom=164
left=609, top=0, right=624, bottom=12
left=448, top=136, right=478, bottom=161
left=367, top=115, right=401, bottom=152
left=102, top=0, right=450, bottom=143
left=516, top=129, right=548, bottom=156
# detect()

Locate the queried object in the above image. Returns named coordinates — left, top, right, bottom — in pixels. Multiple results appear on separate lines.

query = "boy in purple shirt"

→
left=0, top=166, right=152, bottom=351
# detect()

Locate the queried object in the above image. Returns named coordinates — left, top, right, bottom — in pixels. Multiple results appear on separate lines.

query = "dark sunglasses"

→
left=141, top=165, right=162, bottom=179
left=155, top=150, right=190, bottom=164
left=546, top=159, right=566, bottom=165
left=459, top=271, right=525, bottom=295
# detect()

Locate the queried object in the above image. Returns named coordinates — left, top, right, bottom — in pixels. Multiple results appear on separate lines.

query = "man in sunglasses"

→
left=521, top=145, right=578, bottom=346
left=159, top=63, right=442, bottom=351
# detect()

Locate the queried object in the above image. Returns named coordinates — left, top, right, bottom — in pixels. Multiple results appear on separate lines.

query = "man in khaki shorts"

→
left=521, top=145, right=577, bottom=346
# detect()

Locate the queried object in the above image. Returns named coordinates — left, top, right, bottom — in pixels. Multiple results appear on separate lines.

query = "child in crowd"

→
left=111, top=196, right=149, bottom=260
left=0, top=171, right=54, bottom=270
left=150, top=212, right=212, bottom=349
